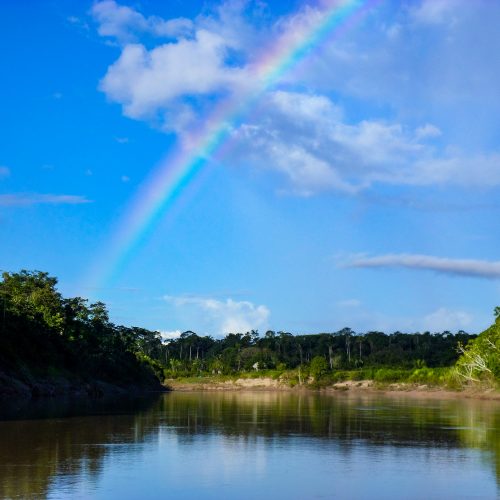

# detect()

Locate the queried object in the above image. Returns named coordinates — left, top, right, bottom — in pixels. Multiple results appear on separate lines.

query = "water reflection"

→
left=0, top=396, right=159, bottom=499
left=0, top=392, right=499, bottom=499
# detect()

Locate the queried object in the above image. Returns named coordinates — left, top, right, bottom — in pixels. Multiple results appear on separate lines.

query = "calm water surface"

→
left=1, top=391, right=499, bottom=499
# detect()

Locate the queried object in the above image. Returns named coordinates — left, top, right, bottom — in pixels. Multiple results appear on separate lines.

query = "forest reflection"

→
left=1, top=392, right=499, bottom=499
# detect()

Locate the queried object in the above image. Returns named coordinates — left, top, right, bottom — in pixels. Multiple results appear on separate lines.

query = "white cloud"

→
left=196, top=0, right=261, bottom=52
left=408, top=154, right=500, bottom=186
left=160, top=330, right=182, bottom=341
left=0, top=194, right=92, bottom=206
left=99, top=31, right=246, bottom=125
left=298, top=0, right=500, bottom=141
left=0, top=166, right=10, bottom=178
left=164, top=295, right=270, bottom=335
left=339, top=305, right=476, bottom=333
left=93, top=1, right=252, bottom=133
left=422, top=307, right=473, bottom=332
left=346, top=253, right=500, bottom=279
left=92, top=0, right=193, bottom=44
left=94, top=2, right=500, bottom=194
left=94, top=1, right=334, bottom=134
left=415, top=124, right=442, bottom=140
left=231, top=90, right=500, bottom=193
left=411, top=0, right=459, bottom=26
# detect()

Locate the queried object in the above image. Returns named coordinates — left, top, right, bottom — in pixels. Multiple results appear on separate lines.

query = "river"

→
left=0, top=391, right=499, bottom=499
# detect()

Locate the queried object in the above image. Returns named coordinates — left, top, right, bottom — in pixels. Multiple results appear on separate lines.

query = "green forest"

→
left=1, top=269, right=500, bottom=397
left=0, top=270, right=163, bottom=397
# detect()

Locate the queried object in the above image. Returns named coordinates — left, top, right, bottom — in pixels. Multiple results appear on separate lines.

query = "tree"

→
left=0, top=269, right=164, bottom=389
left=310, top=356, right=328, bottom=380
left=0, top=270, right=64, bottom=331
left=456, top=309, right=500, bottom=384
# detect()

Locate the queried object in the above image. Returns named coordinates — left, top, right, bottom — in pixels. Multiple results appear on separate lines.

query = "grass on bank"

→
left=164, top=365, right=475, bottom=390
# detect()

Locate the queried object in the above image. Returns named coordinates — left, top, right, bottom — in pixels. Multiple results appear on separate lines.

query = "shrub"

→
left=310, top=356, right=329, bottom=380
left=373, top=368, right=407, bottom=383
left=456, top=311, right=500, bottom=385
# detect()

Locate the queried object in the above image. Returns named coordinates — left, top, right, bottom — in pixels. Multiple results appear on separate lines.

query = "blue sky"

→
left=2, top=0, right=500, bottom=337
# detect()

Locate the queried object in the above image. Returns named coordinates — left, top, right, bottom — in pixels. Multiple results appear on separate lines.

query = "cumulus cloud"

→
left=94, top=1, right=334, bottom=133
left=92, top=0, right=193, bottom=44
left=422, top=307, right=472, bottom=332
left=340, top=305, right=476, bottom=333
left=0, top=194, right=92, bottom=206
left=160, top=330, right=182, bottom=341
left=93, top=0, right=258, bottom=133
left=231, top=90, right=500, bottom=193
left=94, top=1, right=500, bottom=194
left=99, top=31, right=246, bottom=125
left=346, top=253, right=500, bottom=279
left=164, top=295, right=270, bottom=335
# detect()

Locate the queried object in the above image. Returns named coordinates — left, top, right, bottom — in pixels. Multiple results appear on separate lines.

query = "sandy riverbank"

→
left=165, top=377, right=500, bottom=401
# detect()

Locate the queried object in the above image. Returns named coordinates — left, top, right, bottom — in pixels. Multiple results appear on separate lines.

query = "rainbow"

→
left=85, top=0, right=377, bottom=290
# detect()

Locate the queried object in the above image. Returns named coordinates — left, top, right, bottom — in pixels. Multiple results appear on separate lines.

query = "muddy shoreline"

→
left=165, top=377, right=500, bottom=401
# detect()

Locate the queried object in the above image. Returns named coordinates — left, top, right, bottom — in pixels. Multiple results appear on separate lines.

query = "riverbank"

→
left=0, top=369, right=165, bottom=400
left=165, top=376, right=500, bottom=400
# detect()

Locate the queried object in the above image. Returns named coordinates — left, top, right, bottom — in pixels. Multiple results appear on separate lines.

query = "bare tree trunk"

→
left=346, top=335, right=351, bottom=364
left=328, top=345, right=333, bottom=370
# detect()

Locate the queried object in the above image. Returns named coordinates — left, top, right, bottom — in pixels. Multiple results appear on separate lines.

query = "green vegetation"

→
left=158, top=312, right=500, bottom=391
left=318, top=366, right=456, bottom=387
left=455, top=307, right=500, bottom=387
left=0, top=270, right=163, bottom=397
left=4, top=268, right=500, bottom=396
left=161, top=326, right=474, bottom=387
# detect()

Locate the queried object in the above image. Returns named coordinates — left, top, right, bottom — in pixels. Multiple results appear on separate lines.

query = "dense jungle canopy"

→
left=3, top=270, right=496, bottom=390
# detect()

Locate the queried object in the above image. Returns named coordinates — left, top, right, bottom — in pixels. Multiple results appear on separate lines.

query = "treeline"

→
left=161, top=329, right=475, bottom=378
left=2, top=269, right=494, bottom=393
left=0, top=270, right=163, bottom=395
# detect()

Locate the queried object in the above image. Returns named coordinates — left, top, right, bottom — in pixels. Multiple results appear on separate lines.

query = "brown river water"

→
left=0, top=391, right=499, bottom=499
